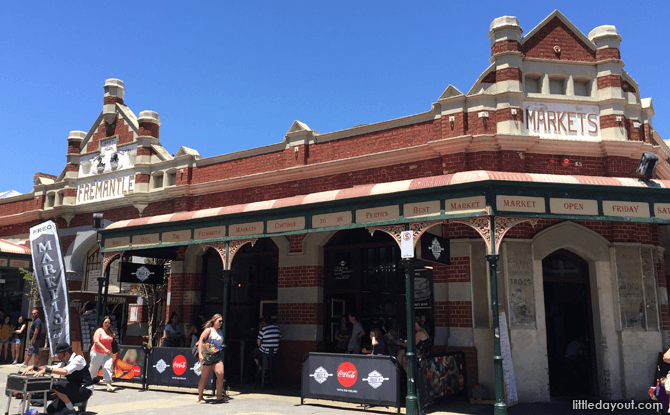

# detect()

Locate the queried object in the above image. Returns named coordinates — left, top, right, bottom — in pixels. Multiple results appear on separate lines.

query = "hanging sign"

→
left=120, top=263, right=164, bottom=285
left=400, top=231, right=414, bottom=259
left=29, top=220, right=70, bottom=356
left=418, top=235, right=450, bottom=265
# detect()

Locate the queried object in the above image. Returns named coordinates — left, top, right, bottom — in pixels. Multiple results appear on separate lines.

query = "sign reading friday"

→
left=602, top=201, right=649, bottom=218
left=76, top=171, right=135, bottom=204
left=524, top=103, right=600, bottom=140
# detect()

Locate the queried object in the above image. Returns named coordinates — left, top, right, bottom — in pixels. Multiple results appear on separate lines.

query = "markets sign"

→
left=524, top=102, right=600, bottom=140
left=29, top=220, right=70, bottom=355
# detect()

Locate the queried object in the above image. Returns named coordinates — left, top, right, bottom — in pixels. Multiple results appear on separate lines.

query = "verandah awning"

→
left=0, top=239, right=31, bottom=255
left=100, top=170, right=670, bottom=253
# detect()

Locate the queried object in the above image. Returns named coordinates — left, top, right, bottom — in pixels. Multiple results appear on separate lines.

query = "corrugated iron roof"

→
left=0, top=239, right=31, bottom=255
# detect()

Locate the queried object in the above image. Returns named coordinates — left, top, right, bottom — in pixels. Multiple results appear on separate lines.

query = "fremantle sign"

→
left=76, top=172, right=135, bottom=205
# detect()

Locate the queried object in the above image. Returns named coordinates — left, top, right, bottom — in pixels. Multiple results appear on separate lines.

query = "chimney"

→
left=489, top=16, right=522, bottom=56
left=588, top=25, right=621, bottom=61
left=67, top=131, right=86, bottom=155
left=103, top=79, right=125, bottom=125
left=138, top=110, right=161, bottom=138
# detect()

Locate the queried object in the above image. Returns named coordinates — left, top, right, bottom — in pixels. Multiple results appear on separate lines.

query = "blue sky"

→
left=1, top=1, right=669, bottom=194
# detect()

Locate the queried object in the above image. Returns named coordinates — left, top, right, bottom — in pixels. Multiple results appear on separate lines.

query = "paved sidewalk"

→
left=0, top=364, right=660, bottom=414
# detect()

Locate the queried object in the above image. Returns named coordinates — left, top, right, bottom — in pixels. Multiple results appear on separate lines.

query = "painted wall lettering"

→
left=524, top=103, right=600, bottom=140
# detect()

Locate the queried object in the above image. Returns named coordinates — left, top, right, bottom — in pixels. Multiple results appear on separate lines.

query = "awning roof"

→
left=108, top=170, right=670, bottom=231
left=0, top=239, right=31, bottom=255
left=100, top=170, right=670, bottom=253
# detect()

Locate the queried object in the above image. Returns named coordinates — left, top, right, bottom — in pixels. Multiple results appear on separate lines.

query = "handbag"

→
left=111, top=338, right=119, bottom=354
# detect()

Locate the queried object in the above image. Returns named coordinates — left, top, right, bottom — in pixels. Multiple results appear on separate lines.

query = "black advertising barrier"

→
left=147, top=347, right=214, bottom=388
left=301, top=353, right=401, bottom=410
left=417, top=352, right=468, bottom=407
left=92, top=346, right=147, bottom=383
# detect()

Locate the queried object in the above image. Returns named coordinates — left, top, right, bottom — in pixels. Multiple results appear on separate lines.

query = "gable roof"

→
left=438, top=85, right=464, bottom=101
left=521, top=10, right=595, bottom=51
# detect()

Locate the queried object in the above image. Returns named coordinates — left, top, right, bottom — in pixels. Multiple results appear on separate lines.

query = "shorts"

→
left=203, top=352, right=222, bottom=366
left=27, top=342, right=39, bottom=355
left=14, top=338, right=21, bottom=345
left=252, top=347, right=264, bottom=361
left=0, top=339, right=10, bottom=345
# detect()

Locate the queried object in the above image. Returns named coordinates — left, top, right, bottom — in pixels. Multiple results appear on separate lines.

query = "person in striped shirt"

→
left=253, top=316, right=281, bottom=369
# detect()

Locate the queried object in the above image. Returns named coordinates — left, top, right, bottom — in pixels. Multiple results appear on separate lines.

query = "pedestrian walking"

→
left=197, top=313, right=225, bottom=403
left=12, top=315, right=26, bottom=364
left=88, top=315, right=117, bottom=392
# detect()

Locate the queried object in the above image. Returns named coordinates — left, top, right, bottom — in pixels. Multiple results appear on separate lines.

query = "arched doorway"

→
left=201, top=238, right=278, bottom=339
left=542, top=249, right=597, bottom=397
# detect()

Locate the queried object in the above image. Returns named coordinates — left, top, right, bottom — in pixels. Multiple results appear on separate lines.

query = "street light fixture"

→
left=92, top=214, right=106, bottom=324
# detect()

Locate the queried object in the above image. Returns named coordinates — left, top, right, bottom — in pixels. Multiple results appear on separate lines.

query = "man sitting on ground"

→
left=22, top=342, right=93, bottom=415
left=253, top=316, right=281, bottom=370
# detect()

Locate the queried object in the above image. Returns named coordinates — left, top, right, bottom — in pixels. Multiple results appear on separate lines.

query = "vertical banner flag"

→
left=29, top=220, right=70, bottom=355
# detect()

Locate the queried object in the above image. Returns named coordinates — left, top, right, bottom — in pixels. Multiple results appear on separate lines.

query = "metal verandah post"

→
left=221, top=242, right=232, bottom=384
left=95, top=249, right=106, bottom=325
left=403, top=256, right=419, bottom=415
left=487, top=216, right=507, bottom=415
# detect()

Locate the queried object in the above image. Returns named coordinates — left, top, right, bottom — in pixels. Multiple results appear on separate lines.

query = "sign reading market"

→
left=524, top=102, right=600, bottom=140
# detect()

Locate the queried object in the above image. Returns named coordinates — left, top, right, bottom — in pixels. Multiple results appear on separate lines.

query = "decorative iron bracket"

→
left=451, top=216, right=538, bottom=255
left=102, top=251, right=124, bottom=274
left=367, top=221, right=444, bottom=248
left=201, top=239, right=258, bottom=270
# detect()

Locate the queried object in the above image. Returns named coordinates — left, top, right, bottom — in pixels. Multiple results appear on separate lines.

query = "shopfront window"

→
left=0, top=265, right=26, bottom=318
left=325, top=229, right=407, bottom=350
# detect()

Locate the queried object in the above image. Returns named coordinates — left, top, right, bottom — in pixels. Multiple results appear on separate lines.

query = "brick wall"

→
left=165, top=272, right=202, bottom=324
left=491, top=40, right=520, bottom=55
left=522, top=16, right=595, bottom=62
left=277, top=303, right=322, bottom=325
left=661, top=304, right=670, bottom=331
left=434, top=301, right=472, bottom=328
left=278, top=265, right=323, bottom=288
left=597, top=75, right=622, bottom=90
left=433, top=258, right=470, bottom=283
left=84, top=114, right=134, bottom=153
left=596, top=48, right=620, bottom=61
left=287, top=234, right=305, bottom=252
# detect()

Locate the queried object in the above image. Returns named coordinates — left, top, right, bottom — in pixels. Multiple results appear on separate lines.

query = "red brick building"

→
left=1, top=11, right=670, bottom=401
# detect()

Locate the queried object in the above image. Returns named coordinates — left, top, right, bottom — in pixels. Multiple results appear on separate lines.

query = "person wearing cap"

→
left=253, top=315, right=281, bottom=369
left=22, top=342, right=93, bottom=415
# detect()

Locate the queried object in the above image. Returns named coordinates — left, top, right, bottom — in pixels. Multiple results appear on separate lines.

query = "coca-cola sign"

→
left=172, top=355, right=187, bottom=376
left=336, top=362, right=357, bottom=387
